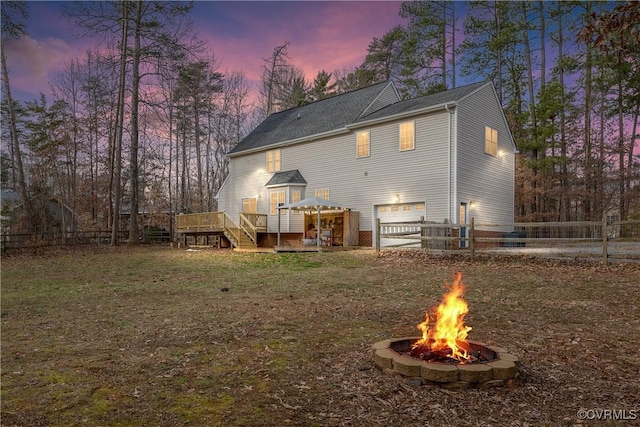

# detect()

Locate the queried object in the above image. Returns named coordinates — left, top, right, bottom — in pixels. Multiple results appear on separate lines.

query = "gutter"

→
left=227, top=127, right=351, bottom=158
left=228, top=101, right=458, bottom=158
left=445, top=104, right=453, bottom=223
left=346, top=101, right=457, bottom=131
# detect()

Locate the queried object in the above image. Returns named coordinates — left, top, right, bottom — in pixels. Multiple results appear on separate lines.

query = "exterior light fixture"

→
left=470, top=201, right=477, bottom=209
left=393, top=194, right=400, bottom=203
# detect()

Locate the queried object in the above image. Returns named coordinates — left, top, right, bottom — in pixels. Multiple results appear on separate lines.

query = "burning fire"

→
left=412, top=272, right=473, bottom=363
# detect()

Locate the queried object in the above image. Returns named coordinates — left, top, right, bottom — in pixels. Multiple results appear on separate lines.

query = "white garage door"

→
left=375, top=203, right=425, bottom=248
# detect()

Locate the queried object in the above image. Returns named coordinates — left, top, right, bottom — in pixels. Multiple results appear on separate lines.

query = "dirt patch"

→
left=2, top=247, right=639, bottom=426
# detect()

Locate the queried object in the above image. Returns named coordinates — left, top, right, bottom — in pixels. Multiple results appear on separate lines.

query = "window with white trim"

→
left=242, top=197, right=257, bottom=214
left=291, top=190, right=302, bottom=214
left=315, top=188, right=329, bottom=199
left=356, top=131, right=370, bottom=158
left=485, top=126, right=498, bottom=156
left=269, top=190, right=285, bottom=215
left=399, top=121, right=415, bottom=151
left=266, top=149, right=281, bottom=172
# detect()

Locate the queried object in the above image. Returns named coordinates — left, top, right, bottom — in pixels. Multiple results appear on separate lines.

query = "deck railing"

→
left=175, top=211, right=267, bottom=248
left=175, top=212, right=225, bottom=231
left=239, top=213, right=267, bottom=244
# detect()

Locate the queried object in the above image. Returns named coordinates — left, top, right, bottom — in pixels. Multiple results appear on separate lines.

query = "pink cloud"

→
left=7, top=1, right=405, bottom=103
left=4, top=35, right=89, bottom=101
left=195, top=2, right=404, bottom=86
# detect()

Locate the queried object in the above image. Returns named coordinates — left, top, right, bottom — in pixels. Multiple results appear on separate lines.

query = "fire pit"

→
left=372, top=272, right=519, bottom=388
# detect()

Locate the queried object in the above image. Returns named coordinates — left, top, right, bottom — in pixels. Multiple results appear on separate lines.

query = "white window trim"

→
left=485, top=126, right=498, bottom=157
left=266, top=149, right=281, bottom=172
left=356, top=131, right=370, bottom=158
left=399, top=121, right=415, bottom=152
left=269, top=190, right=285, bottom=215
left=315, top=188, right=329, bottom=200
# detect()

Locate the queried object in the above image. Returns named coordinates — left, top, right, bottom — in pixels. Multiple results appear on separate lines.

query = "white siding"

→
left=222, top=110, right=452, bottom=234
left=220, top=83, right=515, bottom=241
left=361, top=83, right=401, bottom=117
left=456, top=84, right=515, bottom=228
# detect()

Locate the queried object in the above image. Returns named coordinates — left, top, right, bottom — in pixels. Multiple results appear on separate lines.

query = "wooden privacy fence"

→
left=376, top=216, right=640, bottom=264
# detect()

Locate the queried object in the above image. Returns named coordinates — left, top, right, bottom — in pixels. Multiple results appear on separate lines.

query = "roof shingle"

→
left=265, top=170, right=307, bottom=186
left=228, top=80, right=490, bottom=155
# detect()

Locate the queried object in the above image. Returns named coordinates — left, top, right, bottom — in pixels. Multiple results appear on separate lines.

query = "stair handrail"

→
left=222, top=212, right=241, bottom=247
left=239, top=212, right=258, bottom=244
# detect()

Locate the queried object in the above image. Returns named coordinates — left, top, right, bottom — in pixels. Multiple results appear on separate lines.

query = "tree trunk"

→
left=195, top=99, right=204, bottom=211
left=1, top=48, right=32, bottom=232
left=111, top=2, right=129, bottom=246
left=451, top=4, right=456, bottom=88
left=555, top=2, right=569, bottom=222
left=128, top=0, right=143, bottom=245
left=522, top=2, right=539, bottom=218
left=583, top=2, right=593, bottom=221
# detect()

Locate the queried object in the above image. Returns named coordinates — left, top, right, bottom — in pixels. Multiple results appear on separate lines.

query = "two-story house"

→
left=215, top=80, right=516, bottom=248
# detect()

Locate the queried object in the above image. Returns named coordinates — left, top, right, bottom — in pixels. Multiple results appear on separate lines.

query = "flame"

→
left=413, top=272, right=472, bottom=362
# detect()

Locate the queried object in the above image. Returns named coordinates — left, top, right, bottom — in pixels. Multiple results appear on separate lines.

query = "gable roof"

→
left=228, top=81, right=395, bottom=156
left=353, top=81, right=489, bottom=124
left=265, top=169, right=307, bottom=186
left=229, top=80, right=493, bottom=156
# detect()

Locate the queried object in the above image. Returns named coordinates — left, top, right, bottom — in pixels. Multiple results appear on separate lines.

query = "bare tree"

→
left=1, top=1, right=32, bottom=231
left=259, top=42, right=291, bottom=117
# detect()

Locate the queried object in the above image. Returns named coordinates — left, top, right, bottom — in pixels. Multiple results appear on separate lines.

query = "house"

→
left=214, top=80, right=516, bottom=248
left=1, top=188, right=77, bottom=244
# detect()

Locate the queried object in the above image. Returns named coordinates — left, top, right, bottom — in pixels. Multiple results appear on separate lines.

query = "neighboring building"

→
left=1, top=188, right=77, bottom=243
left=216, top=80, right=516, bottom=248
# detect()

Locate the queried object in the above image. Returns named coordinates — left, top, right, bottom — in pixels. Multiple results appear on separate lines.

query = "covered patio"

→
left=275, top=196, right=359, bottom=252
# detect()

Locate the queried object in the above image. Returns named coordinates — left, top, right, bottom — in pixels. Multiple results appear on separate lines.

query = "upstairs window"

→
left=315, top=188, right=329, bottom=199
left=266, top=149, right=281, bottom=172
left=356, top=131, right=370, bottom=158
left=485, top=126, right=498, bottom=156
left=399, top=121, right=415, bottom=151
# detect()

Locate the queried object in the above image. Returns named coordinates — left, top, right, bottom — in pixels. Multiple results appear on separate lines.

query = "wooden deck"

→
left=274, top=245, right=359, bottom=253
left=176, top=212, right=267, bottom=250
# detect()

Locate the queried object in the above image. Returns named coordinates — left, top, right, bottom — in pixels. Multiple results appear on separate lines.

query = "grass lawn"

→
left=1, top=246, right=639, bottom=426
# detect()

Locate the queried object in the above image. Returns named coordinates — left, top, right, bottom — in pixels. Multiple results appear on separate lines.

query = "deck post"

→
left=375, top=218, right=381, bottom=254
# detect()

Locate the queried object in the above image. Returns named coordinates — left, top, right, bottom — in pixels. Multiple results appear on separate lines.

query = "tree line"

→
left=1, top=1, right=638, bottom=245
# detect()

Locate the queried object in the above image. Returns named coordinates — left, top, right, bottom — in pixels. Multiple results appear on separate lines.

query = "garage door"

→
left=375, top=203, right=425, bottom=248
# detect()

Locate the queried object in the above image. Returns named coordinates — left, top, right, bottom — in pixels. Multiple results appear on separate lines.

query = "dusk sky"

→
left=4, top=1, right=411, bottom=104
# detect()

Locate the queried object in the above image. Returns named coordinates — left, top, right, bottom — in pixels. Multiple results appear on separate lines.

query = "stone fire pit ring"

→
left=372, top=337, right=519, bottom=388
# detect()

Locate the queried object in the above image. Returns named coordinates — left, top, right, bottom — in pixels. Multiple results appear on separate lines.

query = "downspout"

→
left=445, top=104, right=455, bottom=223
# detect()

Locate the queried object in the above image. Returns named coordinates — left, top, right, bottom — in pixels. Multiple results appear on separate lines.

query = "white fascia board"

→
left=346, top=101, right=457, bottom=131
left=226, top=128, right=351, bottom=158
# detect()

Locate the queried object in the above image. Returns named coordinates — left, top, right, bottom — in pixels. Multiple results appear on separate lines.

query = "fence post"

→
left=376, top=218, right=381, bottom=254
left=602, top=213, right=608, bottom=265
left=469, top=217, right=475, bottom=260
left=443, top=218, right=450, bottom=250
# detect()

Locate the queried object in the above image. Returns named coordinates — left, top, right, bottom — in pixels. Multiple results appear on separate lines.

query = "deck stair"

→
left=176, top=212, right=266, bottom=250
